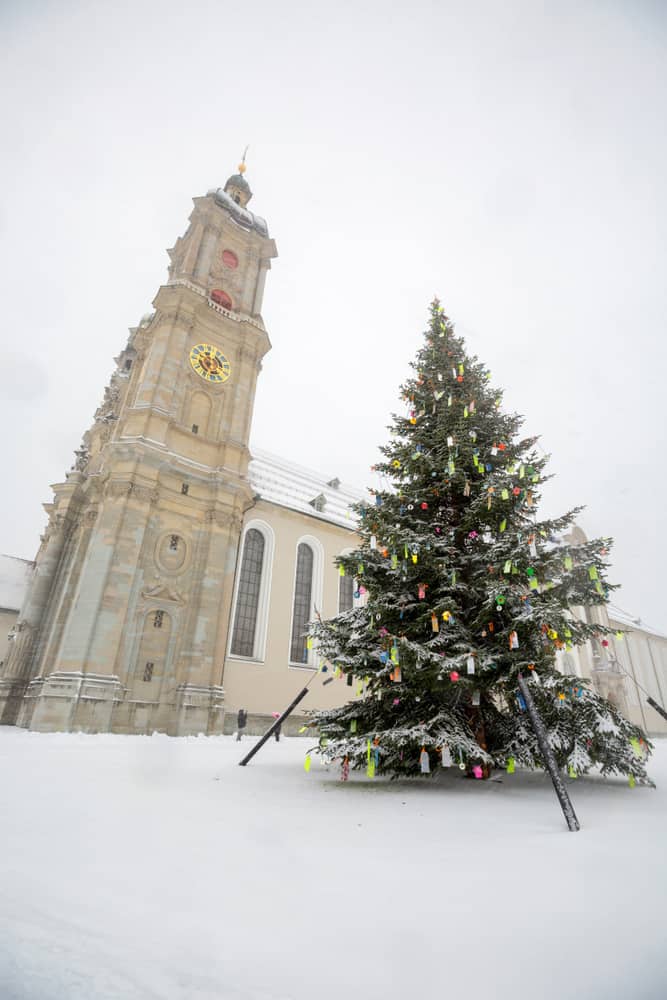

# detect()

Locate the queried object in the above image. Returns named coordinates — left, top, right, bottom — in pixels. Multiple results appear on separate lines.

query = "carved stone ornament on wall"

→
left=106, top=481, right=160, bottom=504
left=71, top=444, right=90, bottom=473
left=95, top=373, right=126, bottom=424
left=140, top=583, right=187, bottom=606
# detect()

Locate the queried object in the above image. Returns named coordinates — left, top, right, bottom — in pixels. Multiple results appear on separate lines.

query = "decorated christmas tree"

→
left=308, top=301, right=651, bottom=785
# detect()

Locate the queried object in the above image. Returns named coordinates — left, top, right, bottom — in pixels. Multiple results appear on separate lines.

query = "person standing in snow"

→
left=236, top=708, right=247, bottom=741
left=272, top=711, right=282, bottom=741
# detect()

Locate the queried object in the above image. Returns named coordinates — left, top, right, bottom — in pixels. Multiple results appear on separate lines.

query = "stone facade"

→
left=0, top=172, right=282, bottom=735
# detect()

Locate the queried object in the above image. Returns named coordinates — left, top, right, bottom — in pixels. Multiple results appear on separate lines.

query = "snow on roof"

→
left=606, top=604, right=667, bottom=640
left=0, top=554, right=32, bottom=612
left=248, top=448, right=366, bottom=530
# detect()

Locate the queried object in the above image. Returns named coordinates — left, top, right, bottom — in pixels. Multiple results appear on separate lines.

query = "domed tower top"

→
left=224, top=154, right=252, bottom=208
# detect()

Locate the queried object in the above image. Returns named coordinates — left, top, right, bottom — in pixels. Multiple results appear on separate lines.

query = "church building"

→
left=2, top=165, right=666, bottom=740
left=0, top=165, right=364, bottom=736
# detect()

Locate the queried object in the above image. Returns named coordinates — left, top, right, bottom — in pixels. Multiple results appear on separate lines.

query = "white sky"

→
left=1, top=0, right=665, bottom=630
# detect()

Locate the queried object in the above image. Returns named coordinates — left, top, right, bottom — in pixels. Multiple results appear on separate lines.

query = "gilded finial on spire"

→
left=223, top=150, right=253, bottom=206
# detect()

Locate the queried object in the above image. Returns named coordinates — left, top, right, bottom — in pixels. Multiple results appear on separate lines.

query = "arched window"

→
left=338, top=573, right=354, bottom=612
left=230, top=529, right=265, bottom=658
left=211, top=289, right=233, bottom=310
left=188, top=391, right=212, bottom=437
left=290, top=543, right=314, bottom=664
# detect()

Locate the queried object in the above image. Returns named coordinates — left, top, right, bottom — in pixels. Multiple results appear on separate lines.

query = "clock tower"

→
left=0, top=165, right=278, bottom=734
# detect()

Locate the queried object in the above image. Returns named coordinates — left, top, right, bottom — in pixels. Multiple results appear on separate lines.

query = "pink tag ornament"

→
left=418, top=583, right=428, bottom=600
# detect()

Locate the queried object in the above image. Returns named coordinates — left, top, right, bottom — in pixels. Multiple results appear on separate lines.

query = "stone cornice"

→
left=165, top=279, right=265, bottom=331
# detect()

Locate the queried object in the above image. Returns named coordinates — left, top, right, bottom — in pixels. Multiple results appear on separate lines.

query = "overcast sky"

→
left=1, top=0, right=666, bottom=631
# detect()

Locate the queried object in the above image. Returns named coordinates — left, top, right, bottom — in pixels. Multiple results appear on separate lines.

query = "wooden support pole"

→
left=647, top=696, right=667, bottom=723
left=517, top=673, right=580, bottom=832
left=239, top=686, right=311, bottom=767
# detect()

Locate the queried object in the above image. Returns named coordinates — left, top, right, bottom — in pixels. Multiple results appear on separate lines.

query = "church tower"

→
left=0, top=164, right=278, bottom=735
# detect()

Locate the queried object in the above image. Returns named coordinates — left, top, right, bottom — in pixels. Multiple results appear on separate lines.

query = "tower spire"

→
left=224, top=149, right=253, bottom=207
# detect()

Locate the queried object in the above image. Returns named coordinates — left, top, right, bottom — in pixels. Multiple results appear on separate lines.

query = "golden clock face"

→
left=189, top=344, right=231, bottom=383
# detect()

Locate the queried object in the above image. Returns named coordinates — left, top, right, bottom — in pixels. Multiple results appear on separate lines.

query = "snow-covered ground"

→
left=1, top=726, right=665, bottom=1000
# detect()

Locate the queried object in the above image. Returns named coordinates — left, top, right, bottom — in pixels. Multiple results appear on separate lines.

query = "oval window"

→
left=222, top=249, right=239, bottom=269
left=211, top=289, right=233, bottom=310
left=157, top=533, right=187, bottom=573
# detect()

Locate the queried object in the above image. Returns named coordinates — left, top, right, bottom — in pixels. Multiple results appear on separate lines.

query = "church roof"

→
left=606, top=605, right=667, bottom=640
left=207, top=187, right=268, bottom=237
left=248, top=449, right=366, bottom=529
left=225, top=173, right=251, bottom=194
left=0, top=554, right=32, bottom=612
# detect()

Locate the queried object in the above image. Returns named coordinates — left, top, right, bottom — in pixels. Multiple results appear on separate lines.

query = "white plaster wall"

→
left=222, top=500, right=361, bottom=718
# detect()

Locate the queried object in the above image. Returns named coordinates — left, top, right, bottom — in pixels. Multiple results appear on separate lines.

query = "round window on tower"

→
left=221, top=249, right=239, bottom=269
left=211, top=289, right=233, bottom=310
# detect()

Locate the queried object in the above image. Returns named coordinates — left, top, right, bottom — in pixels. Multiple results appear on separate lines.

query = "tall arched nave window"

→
left=338, top=571, right=354, bottom=612
left=230, top=528, right=266, bottom=658
left=290, top=542, right=314, bottom=665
